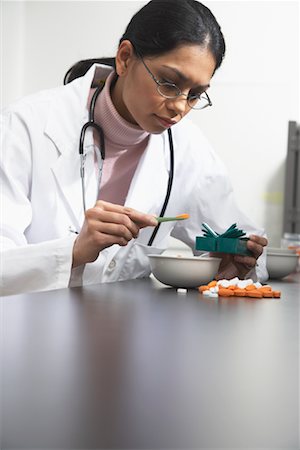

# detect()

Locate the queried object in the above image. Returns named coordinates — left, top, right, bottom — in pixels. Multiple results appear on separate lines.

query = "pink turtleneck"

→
left=88, top=72, right=149, bottom=206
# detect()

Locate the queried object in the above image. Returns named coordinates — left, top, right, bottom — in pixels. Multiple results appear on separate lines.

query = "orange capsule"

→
left=218, top=288, right=234, bottom=297
left=258, top=286, right=272, bottom=293
left=198, top=285, right=209, bottom=292
left=272, top=291, right=281, bottom=298
left=247, top=290, right=263, bottom=298
left=227, top=285, right=237, bottom=290
left=262, top=291, right=273, bottom=298
left=245, top=284, right=257, bottom=291
left=234, top=288, right=247, bottom=297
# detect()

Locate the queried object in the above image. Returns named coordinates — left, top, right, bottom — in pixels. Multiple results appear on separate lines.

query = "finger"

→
left=247, top=235, right=267, bottom=259
left=95, top=201, right=157, bottom=229
left=88, top=218, right=137, bottom=242
left=248, top=234, right=268, bottom=247
left=89, top=204, right=140, bottom=237
left=96, top=232, right=132, bottom=248
left=95, top=200, right=129, bottom=213
left=126, top=210, right=158, bottom=228
left=233, top=254, right=257, bottom=270
left=95, top=210, right=140, bottom=237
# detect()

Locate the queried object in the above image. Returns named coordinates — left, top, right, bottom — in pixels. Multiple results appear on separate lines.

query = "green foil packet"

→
left=195, top=223, right=252, bottom=256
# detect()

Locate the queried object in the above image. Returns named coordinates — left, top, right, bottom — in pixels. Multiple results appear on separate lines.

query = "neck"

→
left=89, top=71, right=149, bottom=148
left=111, top=77, right=136, bottom=125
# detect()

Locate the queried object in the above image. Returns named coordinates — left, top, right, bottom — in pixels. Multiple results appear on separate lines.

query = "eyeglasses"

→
left=138, top=55, right=212, bottom=110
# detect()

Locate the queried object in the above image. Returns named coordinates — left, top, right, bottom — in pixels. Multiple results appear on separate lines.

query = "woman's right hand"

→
left=72, top=200, right=158, bottom=268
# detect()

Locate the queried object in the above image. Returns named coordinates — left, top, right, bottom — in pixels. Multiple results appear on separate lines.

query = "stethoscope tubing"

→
left=79, top=82, right=174, bottom=246
left=147, top=127, right=174, bottom=246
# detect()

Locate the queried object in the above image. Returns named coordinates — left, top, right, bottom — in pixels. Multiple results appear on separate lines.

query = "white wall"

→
left=1, top=0, right=299, bottom=247
left=1, top=1, right=26, bottom=106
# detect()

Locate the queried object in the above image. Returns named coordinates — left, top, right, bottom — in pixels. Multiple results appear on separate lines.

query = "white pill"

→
left=210, top=286, right=219, bottom=293
left=203, top=290, right=211, bottom=296
left=209, top=292, right=219, bottom=298
left=177, top=288, right=187, bottom=294
left=237, top=279, right=253, bottom=289
left=218, top=279, right=230, bottom=288
left=229, top=277, right=239, bottom=286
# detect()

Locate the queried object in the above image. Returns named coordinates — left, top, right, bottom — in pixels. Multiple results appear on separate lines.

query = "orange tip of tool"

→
left=176, top=214, right=189, bottom=219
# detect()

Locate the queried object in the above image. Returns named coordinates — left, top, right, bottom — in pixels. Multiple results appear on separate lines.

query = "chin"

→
left=140, top=121, right=167, bottom=135
left=135, top=114, right=167, bottom=135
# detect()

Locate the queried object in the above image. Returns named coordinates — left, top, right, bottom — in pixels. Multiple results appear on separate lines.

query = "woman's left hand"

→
left=213, top=234, right=268, bottom=280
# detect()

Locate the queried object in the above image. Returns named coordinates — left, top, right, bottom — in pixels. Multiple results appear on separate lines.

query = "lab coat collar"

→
left=47, top=64, right=114, bottom=228
left=44, top=64, right=114, bottom=153
left=45, top=63, right=171, bottom=231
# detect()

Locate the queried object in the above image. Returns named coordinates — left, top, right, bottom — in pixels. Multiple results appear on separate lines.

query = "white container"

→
left=148, top=254, right=221, bottom=288
left=266, top=249, right=298, bottom=279
left=281, top=233, right=300, bottom=272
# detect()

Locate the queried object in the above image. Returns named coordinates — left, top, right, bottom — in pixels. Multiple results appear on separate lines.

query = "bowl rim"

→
left=148, top=254, right=222, bottom=262
left=267, top=246, right=296, bottom=252
left=266, top=252, right=298, bottom=257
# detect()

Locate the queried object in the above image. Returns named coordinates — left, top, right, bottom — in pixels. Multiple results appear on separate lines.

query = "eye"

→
left=158, top=76, right=176, bottom=85
left=189, top=88, right=206, bottom=99
left=188, top=92, right=201, bottom=101
left=158, top=83, right=180, bottom=98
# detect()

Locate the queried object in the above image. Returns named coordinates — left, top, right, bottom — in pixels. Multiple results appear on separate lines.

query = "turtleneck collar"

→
left=90, top=71, right=149, bottom=148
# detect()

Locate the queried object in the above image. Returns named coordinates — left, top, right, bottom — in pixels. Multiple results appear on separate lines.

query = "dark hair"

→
left=63, top=58, right=115, bottom=85
left=64, top=0, right=225, bottom=84
left=121, top=0, right=225, bottom=68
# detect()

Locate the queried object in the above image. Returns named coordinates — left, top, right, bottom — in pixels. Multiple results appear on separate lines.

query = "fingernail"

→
left=150, top=217, right=158, bottom=226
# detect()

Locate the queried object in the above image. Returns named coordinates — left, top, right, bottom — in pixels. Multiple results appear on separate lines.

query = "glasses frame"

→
left=138, top=54, right=212, bottom=110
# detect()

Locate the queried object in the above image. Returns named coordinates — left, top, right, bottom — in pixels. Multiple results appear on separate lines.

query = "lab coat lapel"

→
left=45, top=68, right=101, bottom=230
left=125, top=132, right=170, bottom=214
left=49, top=138, right=97, bottom=230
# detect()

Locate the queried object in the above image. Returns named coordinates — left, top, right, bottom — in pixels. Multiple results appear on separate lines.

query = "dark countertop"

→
left=1, top=274, right=299, bottom=449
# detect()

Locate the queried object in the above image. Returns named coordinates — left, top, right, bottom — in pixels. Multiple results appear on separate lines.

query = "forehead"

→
left=146, top=44, right=216, bottom=87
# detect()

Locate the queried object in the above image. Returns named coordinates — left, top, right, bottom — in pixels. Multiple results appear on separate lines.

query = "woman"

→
left=1, top=0, right=268, bottom=295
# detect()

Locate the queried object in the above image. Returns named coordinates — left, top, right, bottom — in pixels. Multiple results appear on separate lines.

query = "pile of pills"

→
left=198, top=277, right=281, bottom=299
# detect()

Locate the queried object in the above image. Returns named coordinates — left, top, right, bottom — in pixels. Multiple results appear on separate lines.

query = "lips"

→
left=155, top=115, right=178, bottom=128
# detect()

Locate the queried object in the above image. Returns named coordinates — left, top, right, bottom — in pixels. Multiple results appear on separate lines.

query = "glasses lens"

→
left=188, top=94, right=211, bottom=110
left=157, top=83, right=181, bottom=98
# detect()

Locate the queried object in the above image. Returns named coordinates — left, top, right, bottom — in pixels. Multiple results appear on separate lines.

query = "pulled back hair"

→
left=121, top=0, right=225, bottom=68
left=64, top=0, right=225, bottom=84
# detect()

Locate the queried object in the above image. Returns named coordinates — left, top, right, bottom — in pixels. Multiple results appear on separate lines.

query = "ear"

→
left=115, top=40, right=136, bottom=76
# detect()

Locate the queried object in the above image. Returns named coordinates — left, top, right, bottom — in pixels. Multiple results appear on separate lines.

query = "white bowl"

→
left=266, top=252, right=298, bottom=279
left=267, top=247, right=297, bottom=255
left=148, top=254, right=221, bottom=288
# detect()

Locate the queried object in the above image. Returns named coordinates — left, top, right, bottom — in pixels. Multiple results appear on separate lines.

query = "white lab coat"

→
left=1, top=64, right=268, bottom=295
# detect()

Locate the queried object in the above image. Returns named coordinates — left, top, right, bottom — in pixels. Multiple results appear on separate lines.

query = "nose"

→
left=166, top=95, right=189, bottom=116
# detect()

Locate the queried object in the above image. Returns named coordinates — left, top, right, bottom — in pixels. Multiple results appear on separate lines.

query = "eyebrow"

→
left=161, top=64, right=210, bottom=90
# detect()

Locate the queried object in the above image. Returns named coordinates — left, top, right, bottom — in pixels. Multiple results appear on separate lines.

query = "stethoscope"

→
left=79, top=82, right=174, bottom=246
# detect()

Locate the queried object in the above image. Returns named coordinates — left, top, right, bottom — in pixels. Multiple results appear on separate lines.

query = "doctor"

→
left=1, top=0, right=268, bottom=296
